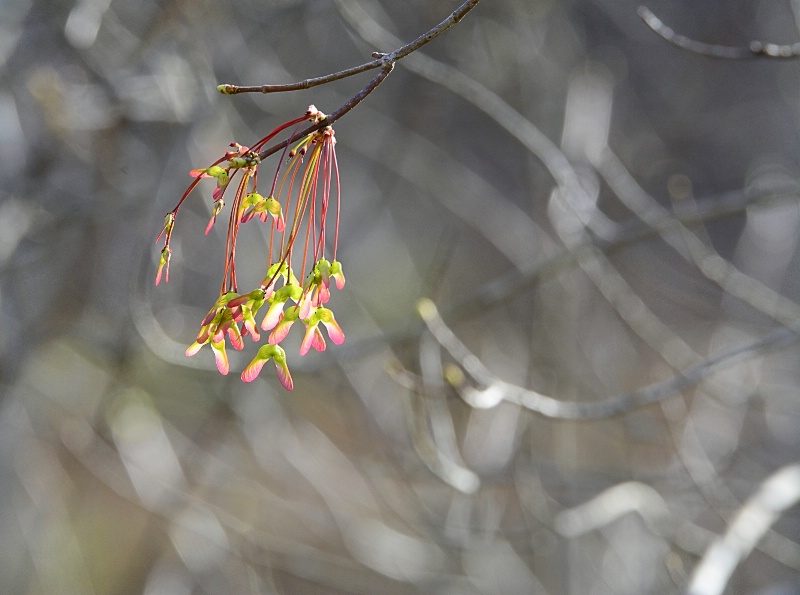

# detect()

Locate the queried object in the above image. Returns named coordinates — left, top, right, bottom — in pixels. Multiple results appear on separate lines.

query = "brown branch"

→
left=217, top=0, right=482, bottom=95
left=638, top=6, right=800, bottom=59
left=256, top=63, right=393, bottom=162
left=216, top=61, right=381, bottom=96
left=242, top=0, right=482, bottom=161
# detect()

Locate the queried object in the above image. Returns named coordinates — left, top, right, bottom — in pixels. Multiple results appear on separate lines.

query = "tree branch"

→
left=256, top=63, right=394, bottom=161
left=638, top=6, right=800, bottom=59
left=217, top=0, right=482, bottom=95
left=412, top=298, right=800, bottom=420
left=243, top=0, right=482, bottom=161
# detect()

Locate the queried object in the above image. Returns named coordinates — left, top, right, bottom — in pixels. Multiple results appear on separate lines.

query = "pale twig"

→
left=401, top=380, right=481, bottom=494
left=595, top=147, right=800, bottom=327
left=638, top=6, right=800, bottom=59
left=689, top=465, right=800, bottom=595
left=415, top=330, right=480, bottom=493
left=414, top=298, right=800, bottom=420
left=439, top=184, right=799, bottom=325
left=553, top=481, right=671, bottom=537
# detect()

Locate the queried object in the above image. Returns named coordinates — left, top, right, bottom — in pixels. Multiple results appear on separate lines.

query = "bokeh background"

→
left=3, top=0, right=800, bottom=593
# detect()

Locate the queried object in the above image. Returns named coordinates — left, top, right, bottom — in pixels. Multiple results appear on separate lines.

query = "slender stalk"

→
left=217, top=0, right=482, bottom=95
left=257, top=63, right=394, bottom=161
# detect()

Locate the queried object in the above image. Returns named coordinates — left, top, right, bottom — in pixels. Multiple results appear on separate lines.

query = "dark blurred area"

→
left=3, top=0, right=800, bottom=593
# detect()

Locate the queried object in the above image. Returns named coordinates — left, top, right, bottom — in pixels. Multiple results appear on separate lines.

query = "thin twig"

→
left=230, top=1, right=482, bottom=161
left=217, top=0, right=482, bottom=95
left=256, top=63, right=394, bottom=161
left=638, top=6, right=800, bottom=59
left=217, top=62, right=380, bottom=96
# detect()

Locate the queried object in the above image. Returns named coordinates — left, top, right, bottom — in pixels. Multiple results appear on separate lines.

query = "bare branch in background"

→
left=415, top=298, right=800, bottom=420
left=554, top=481, right=672, bottom=537
left=596, top=148, right=800, bottom=326
left=639, top=6, right=800, bottom=59
left=689, top=465, right=800, bottom=595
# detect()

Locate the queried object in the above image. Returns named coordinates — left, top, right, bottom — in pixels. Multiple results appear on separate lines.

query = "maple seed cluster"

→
left=156, top=106, right=345, bottom=390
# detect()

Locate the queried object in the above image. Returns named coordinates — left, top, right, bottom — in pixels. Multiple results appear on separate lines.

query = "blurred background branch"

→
left=638, top=5, right=800, bottom=59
